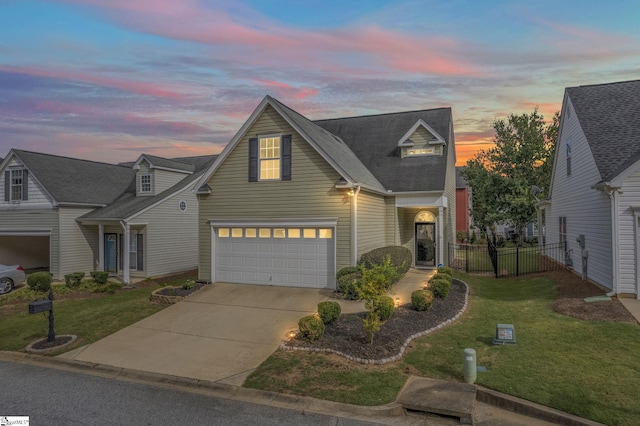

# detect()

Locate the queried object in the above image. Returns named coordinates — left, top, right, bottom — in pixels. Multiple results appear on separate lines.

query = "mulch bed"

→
left=286, top=280, right=467, bottom=361
left=31, top=335, right=74, bottom=350
left=548, top=269, right=637, bottom=323
left=155, top=282, right=207, bottom=297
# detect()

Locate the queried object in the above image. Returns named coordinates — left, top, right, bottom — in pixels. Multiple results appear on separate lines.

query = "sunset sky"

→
left=1, top=1, right=639, bottom=165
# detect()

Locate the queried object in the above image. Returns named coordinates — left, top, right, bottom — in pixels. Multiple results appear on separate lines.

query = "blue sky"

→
left=1, top=0, right=638, bottom=164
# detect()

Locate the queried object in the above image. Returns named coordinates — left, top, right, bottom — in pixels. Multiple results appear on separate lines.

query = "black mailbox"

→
left=29, top=299, right=52, bottom=314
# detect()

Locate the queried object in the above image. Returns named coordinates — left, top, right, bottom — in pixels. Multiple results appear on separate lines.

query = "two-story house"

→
left=195, top=96, right=457, bottom=289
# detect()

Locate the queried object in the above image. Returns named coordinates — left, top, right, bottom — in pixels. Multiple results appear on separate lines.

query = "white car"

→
left=0, top=264, right=26, bottom=295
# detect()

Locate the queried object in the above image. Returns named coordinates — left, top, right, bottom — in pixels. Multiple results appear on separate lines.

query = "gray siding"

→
left=198, top=105, right=351, bottom=281
left=0, top=208, right=60, bottom=277
left=153, top=169, right=190, bottom=194
left=59, top=207, right=98, bottom=276
left=548, top=97, right=612, bottom=289
left=384, top=197, right=398, bottom=246
left=135, top=186, right=199, bottom=277
left=356, top=191, right=386, bottom=260
left=0, top=158, right=54, bottom=207
left=617, top=168, right=640, bottom=294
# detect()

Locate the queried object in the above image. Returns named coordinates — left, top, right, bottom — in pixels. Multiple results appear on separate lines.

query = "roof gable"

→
left=133, top=154, right=195, bottom=173
left=196, top=96, right=385, bottom=193
left=397, top=119, right=446, bottom=147
left=567, top=80, right=640, bottom=182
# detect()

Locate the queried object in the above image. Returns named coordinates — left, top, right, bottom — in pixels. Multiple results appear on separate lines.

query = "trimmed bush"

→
left=337, top=271, right=363, bottom=300
left=437, top=266, right=454, bottom=277
left=298, top=315, right=325, bottom=342
left=90, top=271, right=110, bottom=285
left=411, top=289, right=434, bottom=311
left=64, top=272, right=85, bottom=288
left=318, top=301, right=341, bottom=324
left=375, top=295, right=395, bottom=321
left=336, top=266, right=359, bottom=279
left=430, top=272, right=452, bottom=284
left=27, top=271, right=52, bottom=293
left=359, top=246, right=412, bottom=277
left=429, top=278, right=451, bottom=298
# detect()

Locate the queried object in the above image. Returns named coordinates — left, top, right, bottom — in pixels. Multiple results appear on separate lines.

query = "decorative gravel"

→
left=283, top=279, right=468, bottom=364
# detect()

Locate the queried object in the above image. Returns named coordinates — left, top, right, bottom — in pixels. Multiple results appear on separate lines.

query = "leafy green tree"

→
left=463, top=109, right=559, bottom=242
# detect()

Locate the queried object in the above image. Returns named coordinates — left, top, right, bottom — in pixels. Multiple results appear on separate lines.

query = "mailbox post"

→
left=28, top=288, right=56, bottom=342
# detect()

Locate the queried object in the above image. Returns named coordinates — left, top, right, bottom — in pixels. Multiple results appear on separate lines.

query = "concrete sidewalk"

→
left=619, top=297, right=640, bottom=323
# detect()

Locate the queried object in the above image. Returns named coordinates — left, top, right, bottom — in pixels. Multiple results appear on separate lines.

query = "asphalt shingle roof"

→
left=315, top=107, right=453, bottom=192
left=567, top=80, right=640, bottom=182
left=14, top=150, right=135, bottom=205
left=80, top=155, right=217, bottom=220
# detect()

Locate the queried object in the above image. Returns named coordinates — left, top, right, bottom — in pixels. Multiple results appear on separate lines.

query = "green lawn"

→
left=0, top=275, right=191, bottom=356
left=245, top=273, right=640, bottom=426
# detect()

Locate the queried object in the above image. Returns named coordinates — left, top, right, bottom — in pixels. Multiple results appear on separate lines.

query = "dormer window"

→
left=407, top=148, right=435, bottom=156
left=140, top=174, right=152, bottom=193
left=4, top=168, right=28, bottom=202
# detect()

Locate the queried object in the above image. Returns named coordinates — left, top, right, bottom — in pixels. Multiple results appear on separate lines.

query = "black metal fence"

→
left=448, top=241, right=566, bottom=278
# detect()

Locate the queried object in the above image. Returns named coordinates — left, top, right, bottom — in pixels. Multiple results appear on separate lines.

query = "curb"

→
left=476, top=387, right=606, bottom=426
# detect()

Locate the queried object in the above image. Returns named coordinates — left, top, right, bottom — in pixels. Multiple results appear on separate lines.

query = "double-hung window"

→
left=566, top=139, right=572, bottom=176
left=11, top=169, right=23, bottom=200
left=140, top=174, right=152, bottom=194
left=248, top=134, right=292, bottom=182
left=4, top=168, right=28, bottom=202
left=259, top=136, right=281, bottom=180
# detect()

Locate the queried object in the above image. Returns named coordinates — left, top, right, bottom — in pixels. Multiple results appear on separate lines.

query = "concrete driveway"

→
left=60, top=282, right=331, bottom=386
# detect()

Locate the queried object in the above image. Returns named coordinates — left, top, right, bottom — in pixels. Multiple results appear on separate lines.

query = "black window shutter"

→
left=248, top=137, right=258, bottom=182
left=4, top=171, right=9, bottom=201
left=22, top=169, right=28, bottom=200
left=137, top=234, right=144, bottom=271
left=282, top=135, right=292, bottom=181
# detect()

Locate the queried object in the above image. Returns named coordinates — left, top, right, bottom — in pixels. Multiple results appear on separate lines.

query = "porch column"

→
left=98, top=224, right=104, bottom=271
left=121, top=221, right=130, bottom=284
left=438, top=206, right=444, bottom=266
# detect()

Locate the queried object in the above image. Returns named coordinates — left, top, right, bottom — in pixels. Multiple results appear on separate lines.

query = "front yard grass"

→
left=245, top=273, right=640, bottom=426
left=0, top=275, right=193, bottom=356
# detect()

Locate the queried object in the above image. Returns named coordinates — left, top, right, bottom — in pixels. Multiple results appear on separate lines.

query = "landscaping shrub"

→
left=429, top=278, right=451, bottom=298
left=337, top=271, right=363, bottom=300
left=182, top=279, right=195, bottom=290
left=436, top=266, right=454, bottom=277
left=375, top=295, right=395, bottom=321
left=336, top=266, right=359, bottom=279
left=430, top=272, right=452, bottom=284
left=318, top=301, right=341, bottom=324
left=64, top=272, right=85, bottom=288
left=298, top=315, right=325, bottom=342
left=411, top=289, right=434, bottom=311
left=359, top=246, right=412, bottom=277
left=27, top=271, right=52, bottom=293
left=90, top=271, right=110, bottom=285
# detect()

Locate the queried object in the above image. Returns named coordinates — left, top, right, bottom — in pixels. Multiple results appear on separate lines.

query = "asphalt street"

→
left=0, top=361, right=378, bottom=426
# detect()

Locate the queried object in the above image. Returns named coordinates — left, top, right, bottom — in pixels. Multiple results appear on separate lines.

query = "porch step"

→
left=396, top=376, right=476, bottom=423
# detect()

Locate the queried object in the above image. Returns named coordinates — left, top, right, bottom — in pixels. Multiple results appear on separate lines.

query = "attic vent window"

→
left=179, top=200, right=187, bottom=212
left=407, top=148, right=435, bottom=156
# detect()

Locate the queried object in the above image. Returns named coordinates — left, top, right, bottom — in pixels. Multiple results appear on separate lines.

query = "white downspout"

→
left=120, top=221, right=130, bottom=284
left=438, top=206, right=445, bottom=267
left=606, top=188, right=619, bottom=296
left=351, top=185, right=361, bottom=266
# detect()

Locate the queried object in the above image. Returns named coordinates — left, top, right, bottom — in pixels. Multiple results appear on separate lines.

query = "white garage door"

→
left=214, top=226, right=335, bottom=288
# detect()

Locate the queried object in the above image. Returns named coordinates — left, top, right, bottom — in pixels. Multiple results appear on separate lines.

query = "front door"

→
left=104, top=233, right=118, bottom=272
left=415, top=223, right=436, bottom=267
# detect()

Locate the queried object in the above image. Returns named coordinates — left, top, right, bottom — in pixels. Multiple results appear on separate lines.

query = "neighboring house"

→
left=540, top=79, right=640, bottom=298
left=0, top=149, right=216, bottom=283
left=195, top=96, right=457, bottom=289
left=455, top=166, right=472, bottom=235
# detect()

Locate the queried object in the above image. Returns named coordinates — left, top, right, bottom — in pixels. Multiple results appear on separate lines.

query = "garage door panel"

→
left=215, top=227, right=334, bottom=288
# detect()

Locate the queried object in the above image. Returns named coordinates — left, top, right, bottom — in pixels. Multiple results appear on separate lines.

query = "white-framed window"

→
left=319, top=229, right=332, bottom=239
left=140, top=174, right=152, bottom=193
left=178, top=200, right=187, bottom=212
left=406, top=147, right=435, bottom=156
left=219, top=228, right=230, bottom=237
left=10, top=169, right=23, bottom=201
left=245, top=228, right=257, bottom=238
left=259, top=136, right=281, bottom=180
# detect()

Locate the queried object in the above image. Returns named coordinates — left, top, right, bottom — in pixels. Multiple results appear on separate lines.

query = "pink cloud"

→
left=57, top=0, right=480, bottom=76
left=255, top=80, right=319, bottom=100
left=0, top=65, right=187, bottom=99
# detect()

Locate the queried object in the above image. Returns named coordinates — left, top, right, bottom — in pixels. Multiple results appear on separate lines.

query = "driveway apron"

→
left=60, top=283, right=331, bottom=385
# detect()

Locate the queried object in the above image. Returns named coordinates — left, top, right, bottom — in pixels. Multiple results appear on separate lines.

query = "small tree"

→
left=358, top=258, right=398, bottom=344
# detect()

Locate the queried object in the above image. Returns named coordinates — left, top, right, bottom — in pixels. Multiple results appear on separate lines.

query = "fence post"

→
left=516, top=246, right=519, bottom=277
left=465, top=244, right=469, bottom=273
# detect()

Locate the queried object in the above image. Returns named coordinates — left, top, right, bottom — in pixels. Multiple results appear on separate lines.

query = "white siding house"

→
left=542, top=80, right=640, bottom=297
